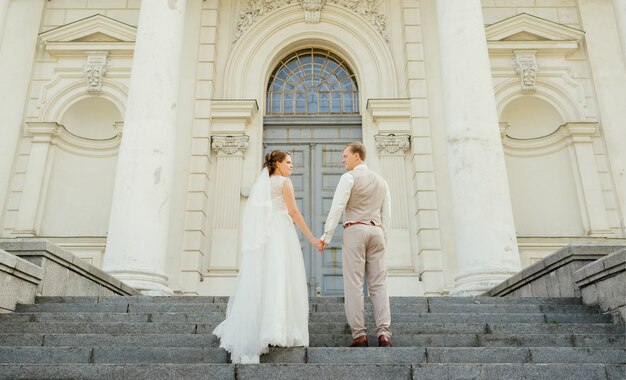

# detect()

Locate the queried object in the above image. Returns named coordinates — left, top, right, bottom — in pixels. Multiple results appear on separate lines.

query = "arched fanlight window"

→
left=266, top=48, right=359, bottom=115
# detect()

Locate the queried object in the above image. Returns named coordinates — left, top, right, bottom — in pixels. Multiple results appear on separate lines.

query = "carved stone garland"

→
left=211, top=135, right=250, bottom=156
left=512, top=51, right=538, bottom=94
left=375, top=134, right=411, bottom=155
left=234, top=0, right=388, bottom=43
left=84, top=51, right=110, bottom=93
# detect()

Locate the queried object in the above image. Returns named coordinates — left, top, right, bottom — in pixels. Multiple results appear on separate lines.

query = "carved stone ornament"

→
left=513, top=51, right=538, bottom=94
left=301, top=0, right=325, bottom=23
left=375, top=134, right=411, bottom=154
left=211, top=135, right=250, bottom=156
left=83, top=51, right=110, bottom=93
left=234, top=0, right=388, bottom=43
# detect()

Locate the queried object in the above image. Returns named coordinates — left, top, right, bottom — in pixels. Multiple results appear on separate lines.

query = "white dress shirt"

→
left=321, top=164, right=391, bottom=244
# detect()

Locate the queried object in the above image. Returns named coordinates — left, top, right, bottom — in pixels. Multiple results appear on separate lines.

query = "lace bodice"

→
left=270, top=176, right=288, bottom=212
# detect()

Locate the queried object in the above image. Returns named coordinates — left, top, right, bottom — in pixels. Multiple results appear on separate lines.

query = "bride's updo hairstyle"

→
left=264, top=150, right=289, bottom=175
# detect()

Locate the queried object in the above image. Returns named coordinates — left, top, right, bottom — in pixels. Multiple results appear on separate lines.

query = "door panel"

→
left=264, top=124, right=361, bottom=296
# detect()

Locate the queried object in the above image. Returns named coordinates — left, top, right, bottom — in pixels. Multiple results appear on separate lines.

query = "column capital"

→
left=211, top=135, right=249, bottom=156
left=375, top=134, right=411, bottom=155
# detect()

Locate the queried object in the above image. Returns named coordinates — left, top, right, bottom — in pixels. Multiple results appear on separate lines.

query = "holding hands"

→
left=316, top=239, right=328, bottom=254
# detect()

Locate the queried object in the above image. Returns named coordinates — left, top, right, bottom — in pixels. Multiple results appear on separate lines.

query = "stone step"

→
left=0, top=346, right=622, bottom=365
left=0, top=363, right=620, bottom=380
left=0, top=311, right=610, bottom=324
left=1, top=321, right=620, bottom=335
left=313, top=303, right=599, bottom=314
left=0, top=364, right=235, bottom=380
left=19, top=302, right=600, bottom=315
left=15, top=303, right=228, bottom=313
left=309, top=333, right=625, bottom=348
left=309, top=312, right=611, bottom=323
left=412, top=363, right=624, bottom=380
left=0, top=347, right=228, bottom=364
left=32, top=296, right=585, bottom=306
left=306, top=322, right=623, bottom=335
left=1, top=332, right=622, bottom=349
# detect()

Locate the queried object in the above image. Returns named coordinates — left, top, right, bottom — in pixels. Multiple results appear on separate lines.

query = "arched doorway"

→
left=263, top=48, right=362, bottom=296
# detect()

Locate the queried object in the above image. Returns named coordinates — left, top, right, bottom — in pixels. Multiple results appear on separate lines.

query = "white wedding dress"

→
left=213, top=169, right=309, bottom=364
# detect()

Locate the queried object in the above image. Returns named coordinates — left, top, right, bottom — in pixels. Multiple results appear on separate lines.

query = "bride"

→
left=213, top=150, right=323, bottom=363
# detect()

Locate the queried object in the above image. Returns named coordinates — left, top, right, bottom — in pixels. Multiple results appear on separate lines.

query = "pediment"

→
left=486, top=13, right=584, bottom=42
left=485, top=13, right=584, bottom=53
left=39, top=14, right=136, bottom=43
left=39, top=14, right=136, bottom=55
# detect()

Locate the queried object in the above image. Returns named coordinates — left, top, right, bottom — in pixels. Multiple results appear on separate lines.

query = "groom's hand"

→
left=318, top=240, right=328, bottom=254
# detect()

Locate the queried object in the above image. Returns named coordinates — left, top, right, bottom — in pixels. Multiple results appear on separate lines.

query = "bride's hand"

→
left=312, top=239, right=324, bottom=253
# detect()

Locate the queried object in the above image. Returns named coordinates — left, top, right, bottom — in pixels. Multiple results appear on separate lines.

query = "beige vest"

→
left=344, top=166, right=387, bottom=226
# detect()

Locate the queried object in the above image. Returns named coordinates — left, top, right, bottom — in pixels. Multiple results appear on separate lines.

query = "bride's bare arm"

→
left=282, top=178, right=323, bottom=250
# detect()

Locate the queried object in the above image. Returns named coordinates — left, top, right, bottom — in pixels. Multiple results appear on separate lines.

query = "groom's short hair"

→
left=346, top=142, right=366, bottom=161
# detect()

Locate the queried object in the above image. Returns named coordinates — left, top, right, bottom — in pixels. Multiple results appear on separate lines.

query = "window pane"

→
left=296, top=93, right=306, bottom=113
left=266, top=48, right=359, bottom=115
left=284, top=94, right=294, bottom=113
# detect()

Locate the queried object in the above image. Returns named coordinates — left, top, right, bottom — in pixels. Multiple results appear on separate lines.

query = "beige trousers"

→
left=342, top=224, right=391, bottom=338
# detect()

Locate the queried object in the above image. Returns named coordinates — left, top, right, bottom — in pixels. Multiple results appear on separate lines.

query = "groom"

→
left=319, top=142, right=393, bottom=347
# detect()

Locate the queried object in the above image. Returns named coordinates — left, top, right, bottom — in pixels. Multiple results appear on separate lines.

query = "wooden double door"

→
left=264, top=120, right=362, bottom=296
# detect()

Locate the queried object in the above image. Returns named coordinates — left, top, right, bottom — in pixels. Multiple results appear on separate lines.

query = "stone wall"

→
left=574, top=248, right=626, bottom=323
left=0, top=239, right=138, bottom=299
left=485, top=244, right=625, bottom=297
left=0, top=249, right=42, bottom=312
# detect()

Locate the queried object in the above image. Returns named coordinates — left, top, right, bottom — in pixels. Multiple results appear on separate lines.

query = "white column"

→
left=613, top=0, right=626, bottom=65
left=13, top=123, right=59, bottom=236
left=435, top=0, right=521, bottom=295
left=0, top=0, right=45, bottom=234
left=0, top=0, right=9, bottom=45
left=564, top=123, right=613, bottom=237
left=578, top=0, right=626, bottom=235
left=103, top=0, right=187, bottom=295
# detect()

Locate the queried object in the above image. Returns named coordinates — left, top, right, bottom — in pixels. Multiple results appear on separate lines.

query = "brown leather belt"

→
left=343, top=221, right=376, bottom=228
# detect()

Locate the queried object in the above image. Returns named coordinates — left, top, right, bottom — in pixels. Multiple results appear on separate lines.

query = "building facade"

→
left=0, top=0, right=624, bottom=296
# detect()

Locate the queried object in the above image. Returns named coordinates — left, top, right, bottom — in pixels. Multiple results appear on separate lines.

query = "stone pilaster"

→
left=103, top=0, right=187, bottom=295
left=435, top=0, right=521, bottom=295
left=564, top=122, right=613, bottom=237
left=367, top=99, right=421, bottom=295
left=12, top=123, right=60, bottom=237
left=206, top=100, right=257, bottom=283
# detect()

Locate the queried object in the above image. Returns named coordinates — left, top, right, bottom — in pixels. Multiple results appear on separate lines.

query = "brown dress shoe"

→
left=349, top=335, right=368, bottom=347
left=378, top=335, right=393, bottom=347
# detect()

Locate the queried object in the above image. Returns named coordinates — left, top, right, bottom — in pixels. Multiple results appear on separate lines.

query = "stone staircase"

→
left=0, top=296, right=624, bottom=379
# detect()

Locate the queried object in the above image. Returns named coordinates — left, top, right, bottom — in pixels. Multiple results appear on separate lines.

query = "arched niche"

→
left=39, top=97, right=121, bottom=237
left=499, top=97, right=585, bottom=237
left=500, top=96, right=563, bottom=139
left=60, top=97, right=122, bottom=139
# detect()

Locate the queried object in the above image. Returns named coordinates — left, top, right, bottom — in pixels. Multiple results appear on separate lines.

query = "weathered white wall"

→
left=0, top=0, right=624, bottom=296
